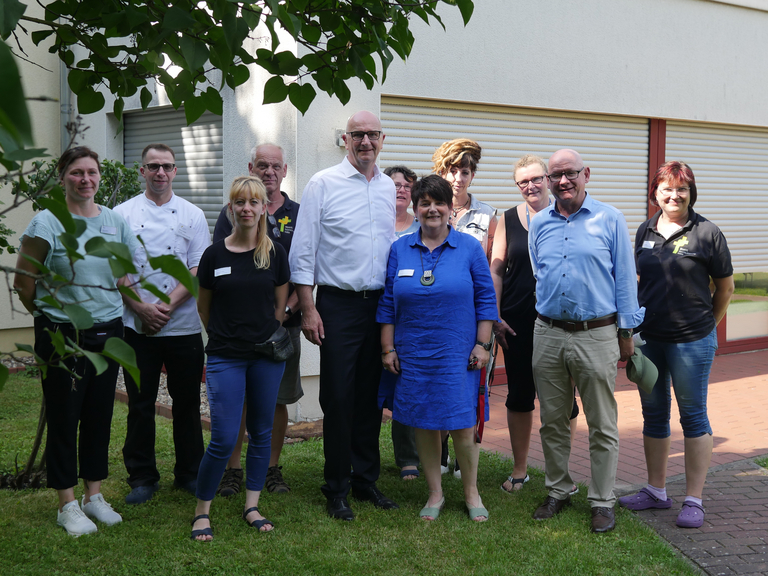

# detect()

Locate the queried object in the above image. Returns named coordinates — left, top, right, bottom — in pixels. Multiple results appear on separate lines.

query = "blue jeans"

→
left=639, top=329, right=717, bottom=439
left=196, top=355, right=285, bottom=501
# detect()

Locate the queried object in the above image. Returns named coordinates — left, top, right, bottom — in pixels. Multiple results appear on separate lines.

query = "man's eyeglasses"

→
left=347, top=131, right=381, bottom=142
left=268, top=214, right=281, bottom=238
left=143, top=163, right=176, bottom=173
left=547, top=168, right=584, bottom=182
left=516, top=175, right=545, bottom=190
left=658, top=186, right=690, bottom=196
left=394, top=183, right=412, bottom=192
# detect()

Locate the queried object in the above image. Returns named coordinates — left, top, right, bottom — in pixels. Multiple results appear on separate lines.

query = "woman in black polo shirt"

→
left=619, top=161, right=734, bottom=529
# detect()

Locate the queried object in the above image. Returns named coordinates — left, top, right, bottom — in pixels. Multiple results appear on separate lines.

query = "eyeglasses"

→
left=394, top=183, right=412, bottom=191
left=658, top=186, right=690, bottom=196
left=516, top=175, right=545, bottom=190
left=144, top=163, right=176, bottom=173
left=347, top=131, right=381, bottom=142
left=267, top=214, right=281, bottom=238
left=547, top=168, right=584, bottom=182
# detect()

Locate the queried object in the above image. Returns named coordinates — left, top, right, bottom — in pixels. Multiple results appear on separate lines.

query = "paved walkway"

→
left=482, top=348, right=768, bottom=575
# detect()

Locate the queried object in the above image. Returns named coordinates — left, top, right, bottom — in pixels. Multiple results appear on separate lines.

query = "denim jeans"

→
left=195, top=355, right=285, bottom=501
left=639, top=329, right=717, bottom=439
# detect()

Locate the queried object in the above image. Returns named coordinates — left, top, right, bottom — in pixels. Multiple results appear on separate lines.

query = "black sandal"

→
left=501, top=474, right=530, bottom=493
left=242, top=506, right=274, bottom=532
left=191, top=514, right=213, bottom=541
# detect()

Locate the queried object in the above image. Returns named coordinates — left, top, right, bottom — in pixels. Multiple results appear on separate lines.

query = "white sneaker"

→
left=57, top=500, right=98, bottom=537
left=82, top=494, right=122, bottom=526
left=441, top=456, right=451, bottom=476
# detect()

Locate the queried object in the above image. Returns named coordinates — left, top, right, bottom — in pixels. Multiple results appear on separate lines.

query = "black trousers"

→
left=122, top=328, right=205, bottom=487
left=316, top=288, right=383, bottom=499
left=35, top=314, right=123, bottom=490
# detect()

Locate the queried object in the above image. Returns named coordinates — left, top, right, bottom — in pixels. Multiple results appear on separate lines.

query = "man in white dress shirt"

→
left=290, top=111, right=398, bottom=521
left=115, top=144, right=210, bottom=505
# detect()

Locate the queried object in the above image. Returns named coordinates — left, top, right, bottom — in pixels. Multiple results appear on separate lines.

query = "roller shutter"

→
left=380, top=97, right=650, bottom=240
left=665, top=121, right=768, bottom=273
left=123, top=107, right=224, bottom=231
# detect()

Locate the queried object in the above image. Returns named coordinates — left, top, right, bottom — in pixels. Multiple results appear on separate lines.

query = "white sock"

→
left=684, top=495, right=703, bottom=507
left=646, top=484, right=667, bottom=501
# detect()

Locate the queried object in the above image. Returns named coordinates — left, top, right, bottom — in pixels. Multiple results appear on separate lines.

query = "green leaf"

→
left=0, top=39, right=32, bottom=145
left=102, top=337, right=140, bottom=388
left=139, top=279, right=171, bottom=304
left=108, top=257, right=128, bottom=278
left=31, top=29, right=55, bottom=45
left=0, top=363, right=7, bottom=391
left=76, top=87, right=106, bottom=115
left=301, top=23, right=321, bottom=45
left=179, top=36, right=209, bottom=71
left=140, top=87, right=153, bottom=109
left=59, top=232, right=84, bottom=262
left=226, top=64, right=249, bottom=89
left=113, top=97, right=124, bottom=122
left=14, top=343, right=35, bottom=356
left=118, top=284, right=141, bottom=303
left=0, top=0, right=26, bottom=39
left=37, top=197, right=76, bottom=234
left=333, top=77, right=351, bottom=105
left=78, top=347, right=109, bottom=375
left=262, top=76, right=288, bottom=105
left=62, top=304, right=94, bottom=331
left=147, top=254, right=198, bottom=297
left=288, top=83, right=316, bottom=115
left=3, top=147, right=47, bottom=161
left=202, top=87, right=223, bottom=116
left=457, top=0, right=475, bottom=25
left=67, top=69, right=91, bottom=93
left=84, top=235, right=109, bottom=256
left=184, top=95, right=206, bottom=125
left=39, top=296, right=62, bottom=310
left=161, top=7, right=198, bottom=32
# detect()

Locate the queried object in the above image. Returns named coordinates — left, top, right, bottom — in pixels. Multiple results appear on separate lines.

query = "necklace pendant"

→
left=420, top=270, right=435, bottom=286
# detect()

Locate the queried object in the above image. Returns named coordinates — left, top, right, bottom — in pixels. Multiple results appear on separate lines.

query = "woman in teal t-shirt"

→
left=14, top=146, right=138, bottom=537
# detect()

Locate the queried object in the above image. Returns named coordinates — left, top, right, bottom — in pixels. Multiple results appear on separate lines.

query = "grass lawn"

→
left=0, top=372, right=697, bottom=576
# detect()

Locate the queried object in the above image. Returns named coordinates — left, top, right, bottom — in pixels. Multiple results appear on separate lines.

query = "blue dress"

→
left=377, top=226, right=498, bottom=430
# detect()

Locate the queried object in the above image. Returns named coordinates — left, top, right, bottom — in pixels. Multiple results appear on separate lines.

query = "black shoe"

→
left=217, top=468, right=243, bottom=497
left=327, top=497, right=354, bottom=521
left=591, top=506, right=616, bottom=533
left=125, top=482, right=159, bottom=505
left=351, top=485, right=400, bottom=510
left=173, top=478, right=197, bottom=496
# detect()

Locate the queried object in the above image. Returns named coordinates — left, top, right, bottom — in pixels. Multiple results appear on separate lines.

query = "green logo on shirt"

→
left=672, top=236, right=689, bottom=254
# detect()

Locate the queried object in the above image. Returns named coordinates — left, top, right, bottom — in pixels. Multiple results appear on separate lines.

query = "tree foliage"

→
left=2, top=0, right=474, bottom=125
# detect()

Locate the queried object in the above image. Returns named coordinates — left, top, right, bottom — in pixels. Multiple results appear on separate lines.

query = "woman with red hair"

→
left=619, top=161, right=734, bottom=529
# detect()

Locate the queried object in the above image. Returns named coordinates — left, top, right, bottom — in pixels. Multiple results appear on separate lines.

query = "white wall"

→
left=0, top=3, right=62, bottom=349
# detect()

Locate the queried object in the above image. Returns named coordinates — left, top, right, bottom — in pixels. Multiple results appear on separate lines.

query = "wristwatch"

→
left=285, top=305, right=292, bottom=317
left=619, top=329, right=633, bottom=339
left=476, top=340, right=492, bottom=351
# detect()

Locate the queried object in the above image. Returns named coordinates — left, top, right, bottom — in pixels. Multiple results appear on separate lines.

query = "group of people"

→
left=13, top=108, right=733, bottom=538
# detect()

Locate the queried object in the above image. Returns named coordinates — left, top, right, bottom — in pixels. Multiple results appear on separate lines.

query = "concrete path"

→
left=482, top=348, right=768, bottom=575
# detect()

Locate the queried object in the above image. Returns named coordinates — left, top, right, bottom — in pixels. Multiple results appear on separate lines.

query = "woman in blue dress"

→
left=378, top=175, right=497, bottom=522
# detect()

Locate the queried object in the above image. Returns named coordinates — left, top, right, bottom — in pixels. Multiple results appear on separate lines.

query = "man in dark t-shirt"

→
left=212, top=143, right=301, bottom=496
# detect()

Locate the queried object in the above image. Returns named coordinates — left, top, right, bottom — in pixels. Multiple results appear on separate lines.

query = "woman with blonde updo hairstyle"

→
left=432, top=138, right=498, bottom=480
left=431, top=138, right=497, bottom=259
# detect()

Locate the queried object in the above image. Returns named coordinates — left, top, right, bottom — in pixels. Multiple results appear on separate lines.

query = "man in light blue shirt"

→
left=528, top=149, right=644, bottom=533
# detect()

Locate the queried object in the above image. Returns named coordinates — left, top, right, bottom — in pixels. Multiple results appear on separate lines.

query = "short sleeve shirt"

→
left=635, top=209, right=733, bottom=342
left=22, top=207, right=140, bottom=323
left=114, top=193, right=211, bottom=336
left=198, top=240, right=289, bottom=358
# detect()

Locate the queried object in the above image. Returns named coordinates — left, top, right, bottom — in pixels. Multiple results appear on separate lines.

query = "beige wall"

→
left=0, top=3, right=61, bottom=343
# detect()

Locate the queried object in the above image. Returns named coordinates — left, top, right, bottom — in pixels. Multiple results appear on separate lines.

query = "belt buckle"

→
left=362, top=290, right=373, bottom=299
left=563, top=321, right=577, bottom=332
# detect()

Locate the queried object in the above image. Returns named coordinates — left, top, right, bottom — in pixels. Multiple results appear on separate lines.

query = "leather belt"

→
left=537, top=313, right=617, bottom=332
left=319, top=285, right=383, bottom=300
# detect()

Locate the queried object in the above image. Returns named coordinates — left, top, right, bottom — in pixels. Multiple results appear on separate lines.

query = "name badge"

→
left=642, top=240, right=655, bottom=249
left=176, top=223, right=194, bottom=240
left=398, top=269, right=414, bottom=277
left=214, top=267, right=231, bottom=277
left=100, top=225, right=117, bottom=235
